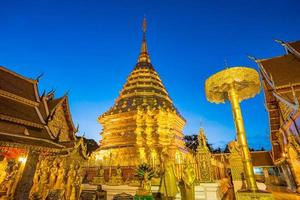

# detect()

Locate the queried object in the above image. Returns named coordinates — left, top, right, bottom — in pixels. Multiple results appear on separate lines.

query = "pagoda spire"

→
left=138, top=16, right=151, bottom=63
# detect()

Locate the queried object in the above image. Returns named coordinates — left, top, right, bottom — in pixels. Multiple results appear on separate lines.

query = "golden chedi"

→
left=92, top=18, right=187, bottom=167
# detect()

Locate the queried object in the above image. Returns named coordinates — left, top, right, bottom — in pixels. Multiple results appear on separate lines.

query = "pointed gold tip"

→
left=138, top=16, right=151, bottom=63
left=142, top=16, right=147, bottom=33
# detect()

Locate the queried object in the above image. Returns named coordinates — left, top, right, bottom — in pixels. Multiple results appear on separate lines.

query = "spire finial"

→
left=142, top=15, right=147, bottom=34
left=138, top=16, right=151, bottom=63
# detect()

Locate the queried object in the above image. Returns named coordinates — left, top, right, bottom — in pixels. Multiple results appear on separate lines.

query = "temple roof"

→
left=213, top=151, right=274, bottom=167
left=0, top=66, right=38, bottom=102
left=251, top=151, right=274, bottom=167
left=286, top=40, right=300, bottom=57
left=0, top=96, right=43, bottom=127
left=258, top=54, right=300, bottom=89
left=0, top=66, right=78, bottom=150
left=100, top=18, right=183, bottom=120
left=256, top=39, right=300, bottom=161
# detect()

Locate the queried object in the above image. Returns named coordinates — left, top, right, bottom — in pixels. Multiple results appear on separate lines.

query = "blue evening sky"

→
left=1, top=0, right=299, bottom=149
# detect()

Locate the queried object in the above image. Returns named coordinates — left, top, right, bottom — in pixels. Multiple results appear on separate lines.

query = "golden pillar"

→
left=205, top=67, right=272, bottom=199
left=227, top=83, right=258, bottom=191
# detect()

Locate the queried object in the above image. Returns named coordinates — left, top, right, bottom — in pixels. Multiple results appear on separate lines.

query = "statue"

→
left=159, top=150, right=178, bottom=200
left=54, top=161, right=65, bottom=190
left=135, top=163, right=155, bottom=197
left=30, top=168, right=41, bottom=197
left=49, top=160, right=58, bottom=189
left=93, top=166, right=106, bottom=185
left=116, top=165, right=122, bottom=178
left=1, top=163, right=19, bottom=197
left=143, top=172, right=152, bottom=193
left=181, top=163, right=196, bottom=200
left=111, top=165, right=123, bottom=185
left=228, top=140, right=240, bottom=153
left=0, top=157, right=8, bottom=184
left=98, top=166, right=105, bottom=184
left=74, top=166, right=83, bottom=199
left=39, top=160, right=50, bottom=200
left=197, top=128, right=207, bottom=148
left=65, top=163, right=76, bottom=199
left=70, top=185, right=76, bottom=200
left=99, top=166, right=105, bottom=177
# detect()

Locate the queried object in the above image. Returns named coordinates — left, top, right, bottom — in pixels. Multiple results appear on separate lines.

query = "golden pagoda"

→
left=93, top=18, right=187, bottom=167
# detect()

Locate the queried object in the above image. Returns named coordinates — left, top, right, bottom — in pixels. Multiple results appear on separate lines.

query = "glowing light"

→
left=282, top=153, right=287, bottom=157
left=18, top=156, right=27, bottom=163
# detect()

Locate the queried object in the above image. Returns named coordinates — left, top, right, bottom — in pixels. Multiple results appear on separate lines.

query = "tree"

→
left=212, top=147, right=222, bottom=153
left=223, top=144, right=230, bottom=153
left=183, top=135, right=198, bottom=152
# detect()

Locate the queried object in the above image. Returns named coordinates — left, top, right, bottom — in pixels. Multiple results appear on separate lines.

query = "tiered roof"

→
left=0, top=66, right=80, bottom=152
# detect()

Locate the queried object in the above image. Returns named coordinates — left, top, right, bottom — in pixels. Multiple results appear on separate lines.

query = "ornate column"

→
left=227, top=84, right=257, bottom=191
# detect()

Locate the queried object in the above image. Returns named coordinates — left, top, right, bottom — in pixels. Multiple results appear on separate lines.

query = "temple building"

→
left=253, top=40, right=300, bottom=193
left=0, top=66, right=88, bottom=199
left=91, top=18, right=187, bottom=167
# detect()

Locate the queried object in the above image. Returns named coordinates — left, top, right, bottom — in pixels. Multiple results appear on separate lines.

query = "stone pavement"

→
left=221, top=186, right=300, bottom=200
left=272, top=191, right=300, bottom=200
left=265, top=185, right=300, bottom=200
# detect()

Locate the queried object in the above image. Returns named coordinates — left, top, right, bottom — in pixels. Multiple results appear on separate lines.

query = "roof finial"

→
left=138, top=16, right=151, bottom=63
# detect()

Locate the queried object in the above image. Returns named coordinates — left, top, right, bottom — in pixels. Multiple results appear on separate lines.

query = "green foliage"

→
left=134, top=195, right=154, bottom=200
